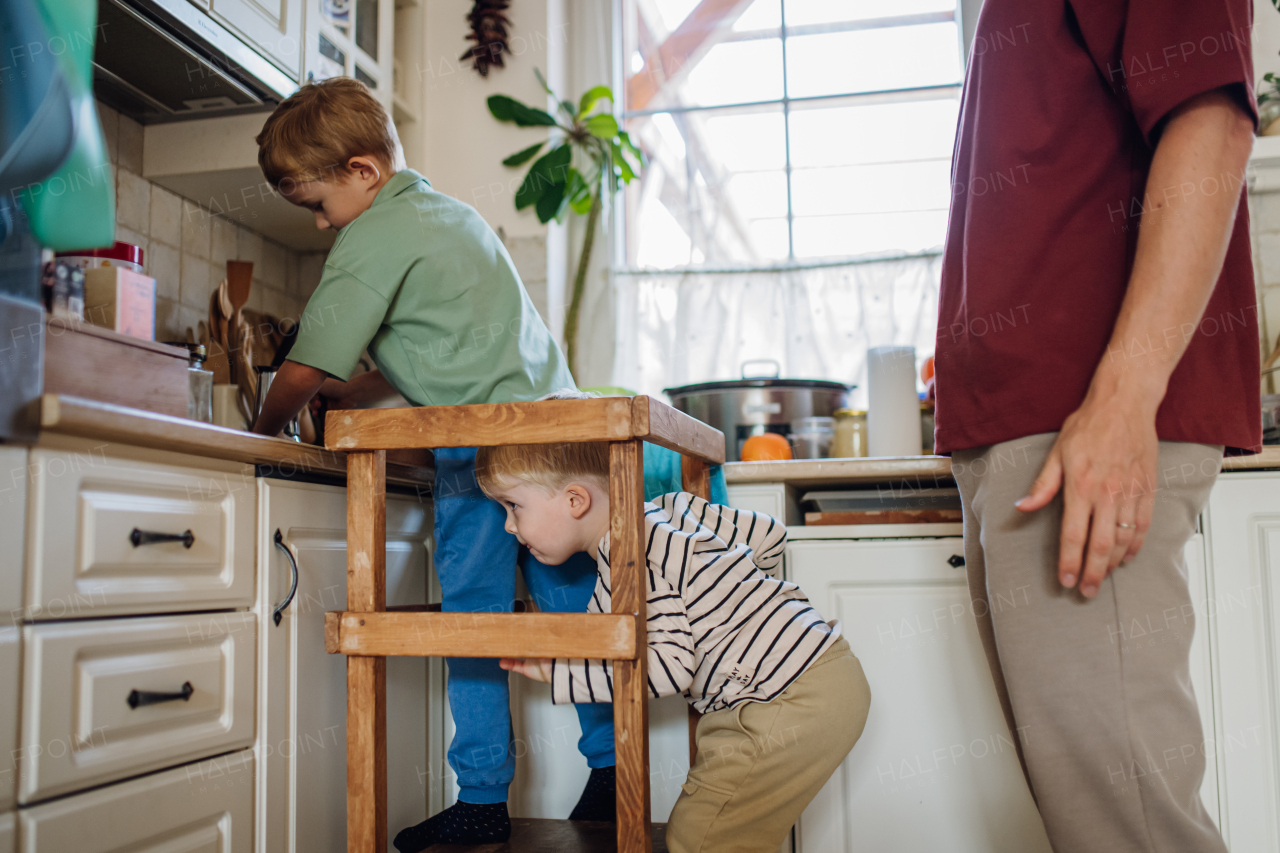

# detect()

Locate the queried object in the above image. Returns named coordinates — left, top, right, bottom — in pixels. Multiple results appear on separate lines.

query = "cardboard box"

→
left=84, top=266, right=156, bottom=340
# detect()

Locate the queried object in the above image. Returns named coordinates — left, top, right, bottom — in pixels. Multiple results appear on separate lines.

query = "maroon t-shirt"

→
left=934, top=0, right=1261, bottom=454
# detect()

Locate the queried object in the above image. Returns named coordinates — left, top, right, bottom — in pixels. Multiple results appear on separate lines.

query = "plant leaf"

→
left=488, top=94, right=558, bottom=127
left=577, top=85, right=614, bottom=118
left=611, top=141, right=636, bottom=183
left=564, top=168, right=591, bottom=212
left=502, top=142, right=545, bottom=167
left=535, top=180, right=568, bottom=223
left=585, top=114, right=620, bottom=139
left=533, top=67, right=555, bottom=96
left=617, top=130, right=644, bottom=164
left=515, top=144, right=571, bottom=210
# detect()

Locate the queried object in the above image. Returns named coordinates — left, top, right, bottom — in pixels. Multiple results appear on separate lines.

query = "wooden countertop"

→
left=725, top=446, right=1280, bottom=488
left=36, top=394, right=434, bottom=488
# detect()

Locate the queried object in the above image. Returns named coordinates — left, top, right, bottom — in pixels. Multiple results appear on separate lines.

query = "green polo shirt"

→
left=288, top=169, right=574, bottom=406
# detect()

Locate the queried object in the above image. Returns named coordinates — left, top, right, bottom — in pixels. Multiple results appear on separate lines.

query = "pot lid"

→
left=664, top=377, right=853, bottom=394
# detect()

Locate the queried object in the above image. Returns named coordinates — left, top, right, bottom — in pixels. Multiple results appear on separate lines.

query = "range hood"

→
left=92, top=0, right=297, bottom=124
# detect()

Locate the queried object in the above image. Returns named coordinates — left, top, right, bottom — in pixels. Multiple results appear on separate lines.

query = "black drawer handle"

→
left=130, top=528, right=195, bottom=549
left=127, top=681, right=194, bottom=709
left=947, top=554, right=966, bottom=568
left=273, top=528, right=299, bottom=627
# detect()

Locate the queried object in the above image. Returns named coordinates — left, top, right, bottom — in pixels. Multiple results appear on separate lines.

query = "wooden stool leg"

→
left=680, top=455, right=711, bottom=765
left=610, top=440, right=652, bottom=853
left=347, top=451, right=388, bottom=853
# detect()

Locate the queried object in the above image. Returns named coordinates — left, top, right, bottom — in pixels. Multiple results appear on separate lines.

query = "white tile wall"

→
left=96, top=102, right=326, bottom=344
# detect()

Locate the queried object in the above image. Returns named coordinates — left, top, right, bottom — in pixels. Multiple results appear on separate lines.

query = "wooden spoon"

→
left=226, top=262, right=253, bottom=333
left=206, top=286, right=232, bottom=385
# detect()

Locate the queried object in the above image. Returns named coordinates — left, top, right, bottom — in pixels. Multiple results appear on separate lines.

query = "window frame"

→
left=618, top=0, right=967, bottom=269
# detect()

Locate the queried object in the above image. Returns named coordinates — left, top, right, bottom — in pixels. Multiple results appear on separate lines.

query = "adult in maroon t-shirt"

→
left=936, top=2, right=1256, bottom=851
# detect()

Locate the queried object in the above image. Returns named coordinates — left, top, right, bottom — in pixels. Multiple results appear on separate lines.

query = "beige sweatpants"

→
left=665, top=637, right=871, bottom=853
left=953, top=432, right=1226, bottom=853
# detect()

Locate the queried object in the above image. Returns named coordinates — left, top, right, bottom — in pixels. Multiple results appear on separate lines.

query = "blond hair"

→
left=476, top=389, right=612, bottom=496
left=256, top=77, right=404, bottom=188
left=476, top=442, right=610, bottom=497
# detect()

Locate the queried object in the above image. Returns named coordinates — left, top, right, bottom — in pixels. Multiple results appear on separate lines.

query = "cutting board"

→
left=804, top=509, right=963, bottom=526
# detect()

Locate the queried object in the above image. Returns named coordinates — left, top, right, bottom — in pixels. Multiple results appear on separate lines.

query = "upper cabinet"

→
left=209, top=0, right=306, bottom=79
left=302, top=0, right=396, bottom=110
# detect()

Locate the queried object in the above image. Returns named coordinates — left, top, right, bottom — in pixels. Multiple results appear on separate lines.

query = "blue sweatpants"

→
left=433, top=447, right=615, bottom=804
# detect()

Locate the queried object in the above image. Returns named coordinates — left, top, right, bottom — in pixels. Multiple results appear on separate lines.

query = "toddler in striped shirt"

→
left=477, top=440, right=871, bottom=853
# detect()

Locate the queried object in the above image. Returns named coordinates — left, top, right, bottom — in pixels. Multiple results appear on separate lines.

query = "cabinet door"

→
left=788, top=538, right=1052, bottom=853
left=0, top=628, right=14, bottom=811
left=210, top=0, right=303, bottom=78
left=1184, top=533, right=1221, bottom=829
left=258, top=478, right=436, bottom=853
left=1203, top=473, right=1280, bottom=852
left=0, top=811, right=14, bottom=853
left=18, top=749, right=253, bottom=853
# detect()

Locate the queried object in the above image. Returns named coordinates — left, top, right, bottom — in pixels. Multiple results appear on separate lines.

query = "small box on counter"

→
left=44, top=318, right=190, bottom=419
left=84, top=266, right=156, bottom=341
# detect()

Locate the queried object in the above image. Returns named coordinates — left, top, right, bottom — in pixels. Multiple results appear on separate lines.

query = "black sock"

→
left=393, top=800, right=511, bottom=852
left=569, top=765, right=616, bottom=822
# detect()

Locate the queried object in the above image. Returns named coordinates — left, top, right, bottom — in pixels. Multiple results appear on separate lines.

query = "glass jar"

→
left=832, top=409, right=868, bottom=458
left=187, top=344, right=213, bottom=424
left=790, top=416, right=835, bottom=459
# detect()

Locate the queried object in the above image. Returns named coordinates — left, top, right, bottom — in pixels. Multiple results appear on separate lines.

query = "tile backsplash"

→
left=96, top=101, right=326, bottom=346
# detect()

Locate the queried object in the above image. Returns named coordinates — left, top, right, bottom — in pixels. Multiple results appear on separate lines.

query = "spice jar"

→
left=832, top=409, right=868, bottom=458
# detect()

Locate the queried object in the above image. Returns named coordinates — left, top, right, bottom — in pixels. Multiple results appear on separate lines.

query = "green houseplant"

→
left=488, top=71, right=644, bottom=379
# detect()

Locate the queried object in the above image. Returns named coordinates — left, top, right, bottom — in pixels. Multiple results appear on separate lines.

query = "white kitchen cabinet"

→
left=508, top=679, right=691, bottom=823
left=301, top=0, right=394, bottom=109
left=787, top=529, right=1225, bottom=853
left=788, top=536, right=1052, bottom=853
left=210, top=0, right=304, bottom=79
left=18, top=612, right=256, bottom=803
left=0, top=811, right=13, bottom=853
left=257, top=477, right=439, bottom=852
left=0, top=630, right=16, bottom=811
left=24, top=447, right=255, bottom=619
left=1203, top=472, right=1280, bottom=853
left=17, top=749, right=254, bottom=853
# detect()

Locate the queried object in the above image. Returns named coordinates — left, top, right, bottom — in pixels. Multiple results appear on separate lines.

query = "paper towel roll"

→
left=867, top=345, right=923, bottom=457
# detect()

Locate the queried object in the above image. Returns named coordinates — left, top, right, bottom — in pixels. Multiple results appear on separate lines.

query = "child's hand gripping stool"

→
left=477, top=440, right=873, bottom=853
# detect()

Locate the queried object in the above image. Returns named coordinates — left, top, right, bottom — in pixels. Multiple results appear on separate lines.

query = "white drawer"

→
left=0, top=628, right=17, bottom=809
left=0, top=810, right=12, bottom=853
left=25, top=449, right=254, bottom=618
left=19, top=612, right=255, bottom=803
left=17, top=749, right=253, bottom=853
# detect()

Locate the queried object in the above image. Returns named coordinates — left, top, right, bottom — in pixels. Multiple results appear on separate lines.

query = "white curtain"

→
left=612, top=254, right=942, bottom=408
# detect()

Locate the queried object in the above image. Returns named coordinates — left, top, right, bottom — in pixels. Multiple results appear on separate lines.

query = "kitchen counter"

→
left=34, top=394, right=433, bottom=488
left=725, top=446, right=1280, bottom=488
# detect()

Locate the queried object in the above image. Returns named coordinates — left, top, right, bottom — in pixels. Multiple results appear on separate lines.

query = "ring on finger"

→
left=1116, top=521, right=1136, bottom=530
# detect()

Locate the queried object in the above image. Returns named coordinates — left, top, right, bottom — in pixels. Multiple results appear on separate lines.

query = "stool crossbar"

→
left=323, top=396, right=725, bottom=853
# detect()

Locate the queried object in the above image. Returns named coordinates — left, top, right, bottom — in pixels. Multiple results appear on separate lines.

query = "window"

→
left=621, top=0, right=964, bottom=269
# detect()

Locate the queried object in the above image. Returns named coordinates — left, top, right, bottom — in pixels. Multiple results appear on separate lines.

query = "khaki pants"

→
left=953, top=432, right=1226, bottom=853
left=665, top=637, right=871, bottom=853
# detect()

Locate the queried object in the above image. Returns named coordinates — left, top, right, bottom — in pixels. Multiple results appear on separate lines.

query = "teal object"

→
left=642, top=443, right=728, bottom=506
left=20, top=0, right=114, bottom=249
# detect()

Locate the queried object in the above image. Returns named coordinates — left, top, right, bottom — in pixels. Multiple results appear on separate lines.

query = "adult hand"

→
left=499, top=658, right=553, bottom=682
left=1014, top=393, right=1158, bottom=598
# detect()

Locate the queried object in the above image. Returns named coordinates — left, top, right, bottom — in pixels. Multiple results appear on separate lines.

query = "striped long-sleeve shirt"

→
left=550, top=492, right=841, bottom=714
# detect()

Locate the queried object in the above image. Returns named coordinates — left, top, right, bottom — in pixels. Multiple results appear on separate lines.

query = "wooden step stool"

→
left=322, top=396, right=725, bottom=853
